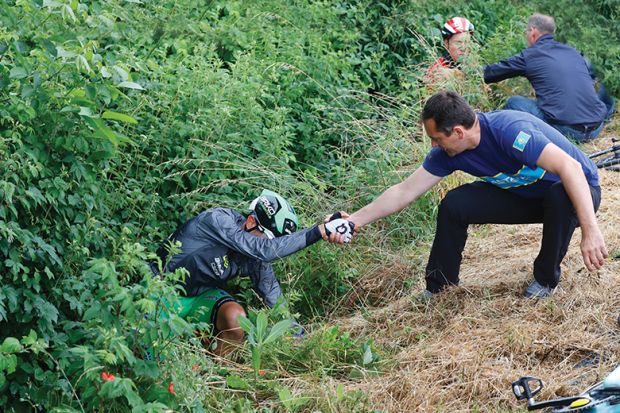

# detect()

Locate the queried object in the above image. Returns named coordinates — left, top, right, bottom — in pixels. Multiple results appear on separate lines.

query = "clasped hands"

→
left=320, top=211, right=357, bottom=244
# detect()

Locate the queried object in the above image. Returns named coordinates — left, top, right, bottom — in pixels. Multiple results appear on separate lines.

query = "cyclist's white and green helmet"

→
left=248, top=189, right=299, bottom=239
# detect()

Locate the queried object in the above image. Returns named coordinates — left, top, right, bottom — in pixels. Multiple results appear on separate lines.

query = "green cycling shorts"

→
left=145, top=289, right=236, bottom=360
left=163, top=288, right=236, bottom=330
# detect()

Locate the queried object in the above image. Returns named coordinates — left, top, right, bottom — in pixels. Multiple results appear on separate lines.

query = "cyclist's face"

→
left=445, top=32, right=471, bottom=62
left=244, top=215, right=270, bottom=238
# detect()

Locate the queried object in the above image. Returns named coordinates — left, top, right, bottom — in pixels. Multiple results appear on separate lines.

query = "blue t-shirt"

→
left=422, top=110, right=599, bottom=198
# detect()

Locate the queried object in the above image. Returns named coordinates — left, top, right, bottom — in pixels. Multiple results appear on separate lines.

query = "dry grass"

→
left=331, top=128, right=620, bottom=412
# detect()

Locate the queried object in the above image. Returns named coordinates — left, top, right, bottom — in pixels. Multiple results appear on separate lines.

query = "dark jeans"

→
left=505, top=87, right=614, bottom=142
left=425, top=181, right=601, bottom=293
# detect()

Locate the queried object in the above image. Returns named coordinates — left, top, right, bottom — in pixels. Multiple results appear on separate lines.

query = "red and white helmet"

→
left=441, top=17, right=474, bottom=39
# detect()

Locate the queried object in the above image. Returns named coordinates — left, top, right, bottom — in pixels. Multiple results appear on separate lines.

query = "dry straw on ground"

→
left=332, top=129, right=620, bottom=412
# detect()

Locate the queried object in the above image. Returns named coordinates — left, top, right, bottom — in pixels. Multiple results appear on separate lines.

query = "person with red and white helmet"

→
left=427, top=17, right=475, bottom=84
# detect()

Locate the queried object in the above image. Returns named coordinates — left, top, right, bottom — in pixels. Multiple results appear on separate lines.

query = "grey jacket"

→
left=156, top=207, right=322, bottom=307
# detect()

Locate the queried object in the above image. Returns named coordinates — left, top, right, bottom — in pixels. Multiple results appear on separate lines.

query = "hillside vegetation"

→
left=1, top=0, right=618, bottom=411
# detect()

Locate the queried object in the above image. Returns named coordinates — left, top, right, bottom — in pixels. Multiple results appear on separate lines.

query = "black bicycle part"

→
left=589, top=138, right=620, bottom=170
left=512, top=376, right=584, bottom=411
left=513, top=377, right=543, bottom=403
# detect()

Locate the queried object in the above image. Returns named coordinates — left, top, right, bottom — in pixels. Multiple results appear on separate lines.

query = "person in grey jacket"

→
left=152, top=189, right=353, bottom=355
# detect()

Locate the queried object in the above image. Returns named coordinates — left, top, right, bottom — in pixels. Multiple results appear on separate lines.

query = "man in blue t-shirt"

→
left=345, top=91, right=607, bottom=298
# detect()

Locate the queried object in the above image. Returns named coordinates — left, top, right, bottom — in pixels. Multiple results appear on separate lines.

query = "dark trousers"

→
left=425, top=181, right=601, bottom=293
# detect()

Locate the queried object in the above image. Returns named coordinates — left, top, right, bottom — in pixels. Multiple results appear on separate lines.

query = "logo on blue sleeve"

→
left=513, top=131, right=531, bottom=152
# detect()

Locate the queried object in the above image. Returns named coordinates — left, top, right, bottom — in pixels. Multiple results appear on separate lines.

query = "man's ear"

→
left=245, top=214, right=256, bottom=230
left=453, top=125, right=465, bottom=139
left=443, top=39, right=450, bottom=50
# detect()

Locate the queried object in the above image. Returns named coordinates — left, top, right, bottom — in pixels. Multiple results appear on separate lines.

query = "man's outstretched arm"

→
left=349, top=166, right=442, bottom=228
left=483, top=52, right=527, bottom=84
left=536, top=143, right=607, bottom=270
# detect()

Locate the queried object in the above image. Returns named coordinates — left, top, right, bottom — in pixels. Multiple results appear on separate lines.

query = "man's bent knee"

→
left=216, top=301, right=246, bottom=341
left=438, top=187, right=470, bottom=222
left=504, top=96, right=545, bottom=120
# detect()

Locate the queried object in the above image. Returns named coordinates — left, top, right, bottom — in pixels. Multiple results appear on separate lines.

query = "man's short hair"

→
left=421, top=91, right=476, bottom=135
left=528, top=13, right=556, bottom=35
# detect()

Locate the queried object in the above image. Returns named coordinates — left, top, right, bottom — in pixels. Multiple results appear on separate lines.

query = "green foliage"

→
left=0, top=0, right=617, bottom=410
left=237, top=309, right=292, bottom=380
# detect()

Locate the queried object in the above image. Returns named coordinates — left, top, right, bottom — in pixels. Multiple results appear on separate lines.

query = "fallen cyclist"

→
left=149, top=189, right=354, bottom=355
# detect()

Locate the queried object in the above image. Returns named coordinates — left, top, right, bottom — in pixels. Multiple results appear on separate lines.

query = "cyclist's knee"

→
left=217, top=302, right=246, bottom=341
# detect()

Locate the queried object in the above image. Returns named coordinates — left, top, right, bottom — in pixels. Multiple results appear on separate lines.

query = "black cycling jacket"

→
left=156, top=207, right=322, bottom=307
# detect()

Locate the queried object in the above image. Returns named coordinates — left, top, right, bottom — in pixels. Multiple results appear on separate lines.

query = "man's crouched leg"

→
left=212, top=301, right=246, bottom=356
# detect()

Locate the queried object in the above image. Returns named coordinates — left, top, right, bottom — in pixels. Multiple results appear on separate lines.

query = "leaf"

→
left=336, top=383, right=345, bottom=401
left=9, top=67, right=27, bottom=79
left=63, top=4, right=76, bottom=21
left=0, top=354, right=17, bottom=374
left=21, top=330, right=37, bottom=346
left=263, top=319, right=291, bottom=345
left=76, top=55, right=91, bottom=73
left=99, top=378, right=144, bottom=408
left=0, top=337, right=23, bottom=354
left=226, top=375, right=249, bottom=390
left=84, top=117, right=119, bottom=146
left=78, top=106, right=95, bottom=117
left=277, top=387, right=292, bottom=409
left=33, top=236, right=62, bottom=266
left=255, top=312, right=267, bottom=343
left=34, top=298, right=59, bottom=324
left=100, top=66, right=112, bottom=78
left=43, top=0, right=62, bottom=7
left=102, top=111, right=137, bottom=124
left=56, top=47, right=77, bottom=59
left=83, top=302, right=102, bottom=320
left=251, top=347, right=261, bottom=374
left=362, top=344, right=373, bottom=366
left=117, top=81, right=144, bottom=90
left=236, top=315, right=254, bottom=335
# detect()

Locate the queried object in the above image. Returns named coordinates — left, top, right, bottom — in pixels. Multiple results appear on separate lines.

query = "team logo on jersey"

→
left=512, top=131, right=531, bottom=152
left=211, top=256, right=227, bottom=276
left=482, top=165, right=546, bottom=189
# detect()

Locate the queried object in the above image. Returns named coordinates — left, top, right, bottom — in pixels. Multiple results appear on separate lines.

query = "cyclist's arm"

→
left=349, top=166, right=442, bottom=228
left=202, top=209, right=323, bottom=262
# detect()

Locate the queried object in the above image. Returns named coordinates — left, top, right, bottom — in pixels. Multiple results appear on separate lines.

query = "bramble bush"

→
left=1, top=0, right=617, bottom=410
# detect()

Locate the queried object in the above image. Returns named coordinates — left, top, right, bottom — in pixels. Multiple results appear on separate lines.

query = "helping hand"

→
left=324, top=218, right=355, bottom=243
left=324, top=211, right=349, bottom=223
